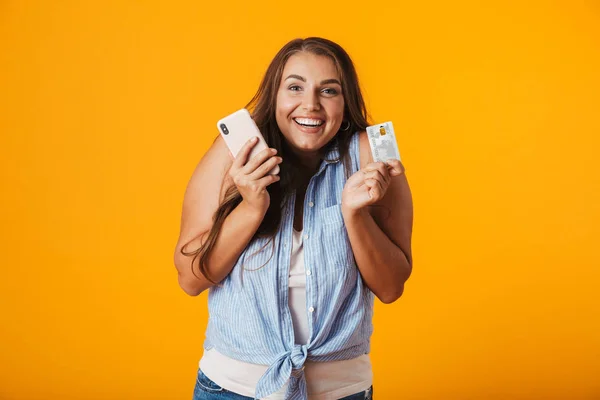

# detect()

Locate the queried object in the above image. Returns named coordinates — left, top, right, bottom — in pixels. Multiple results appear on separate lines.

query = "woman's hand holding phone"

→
left=228, top=137, right=282, bottom=216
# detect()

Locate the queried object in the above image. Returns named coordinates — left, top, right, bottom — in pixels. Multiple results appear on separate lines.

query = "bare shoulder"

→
left=194, top=134, right=232, bottom=181
left=176, top=134, right=234, bottom=243
left=187, top=135, right=234, bottom=200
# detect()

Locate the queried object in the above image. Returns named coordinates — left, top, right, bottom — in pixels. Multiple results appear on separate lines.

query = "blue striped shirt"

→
left=203, top=132, right=374, bottom=399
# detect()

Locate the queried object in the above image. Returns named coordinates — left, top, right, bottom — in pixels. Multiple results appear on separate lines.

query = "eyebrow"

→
left=285, top=74, right=341, bottom=86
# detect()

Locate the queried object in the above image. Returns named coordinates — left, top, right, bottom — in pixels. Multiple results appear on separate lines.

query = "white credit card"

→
left=366, top=121, right=401, bottom=163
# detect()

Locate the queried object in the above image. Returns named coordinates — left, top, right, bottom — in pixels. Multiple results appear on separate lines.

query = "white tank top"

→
left=199, top=228, right=372, bottom=399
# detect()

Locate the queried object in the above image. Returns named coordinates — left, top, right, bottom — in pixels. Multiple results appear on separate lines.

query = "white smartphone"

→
left=217, top=108, right=280, bottom=175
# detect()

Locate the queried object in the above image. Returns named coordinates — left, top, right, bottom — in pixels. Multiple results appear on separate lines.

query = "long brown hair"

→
left=181, top=37, right=370, bottom=283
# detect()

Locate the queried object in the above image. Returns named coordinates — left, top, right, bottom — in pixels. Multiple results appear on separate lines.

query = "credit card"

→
left=366, top=121, right=401, bottom=163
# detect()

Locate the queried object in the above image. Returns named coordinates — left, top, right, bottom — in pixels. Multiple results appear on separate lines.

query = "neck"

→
left=293, top=151, right=320, bottom=173
left=282, top=143, right=321, bottom=176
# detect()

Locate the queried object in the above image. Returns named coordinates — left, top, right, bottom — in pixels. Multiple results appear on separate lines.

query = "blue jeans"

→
left=193, top=368, right=373, bottom=400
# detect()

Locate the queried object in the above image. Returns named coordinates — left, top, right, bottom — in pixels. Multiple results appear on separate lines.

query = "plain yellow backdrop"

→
left=1, top=1, right=599, bottom=399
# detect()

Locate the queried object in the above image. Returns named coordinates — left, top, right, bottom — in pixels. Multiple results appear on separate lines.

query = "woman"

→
left=174, top=37, right=413, bottom=400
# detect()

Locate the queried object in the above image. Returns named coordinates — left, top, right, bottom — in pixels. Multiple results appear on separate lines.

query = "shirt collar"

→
left=322, top=140, right=341, bottom=164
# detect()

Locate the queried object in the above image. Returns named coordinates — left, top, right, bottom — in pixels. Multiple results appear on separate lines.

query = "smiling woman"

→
left=276, top=55, right=346, bottom=159
left=174, top=37, right=413, bottom=400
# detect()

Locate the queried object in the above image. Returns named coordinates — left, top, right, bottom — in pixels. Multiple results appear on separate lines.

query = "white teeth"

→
left=294, top=118, right=324, bottom=127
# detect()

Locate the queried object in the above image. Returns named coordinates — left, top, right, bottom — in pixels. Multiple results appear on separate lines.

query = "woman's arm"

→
left=173, top=135, right=280, bottom=296
left=342, top=131, right=413, bottom=304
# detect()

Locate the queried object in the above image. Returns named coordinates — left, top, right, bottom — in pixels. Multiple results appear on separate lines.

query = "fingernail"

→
left=252, top=137, right=258, bottom=143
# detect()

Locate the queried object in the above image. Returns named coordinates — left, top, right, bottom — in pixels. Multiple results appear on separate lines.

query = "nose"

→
left=302, top=90, right=320, bottom=112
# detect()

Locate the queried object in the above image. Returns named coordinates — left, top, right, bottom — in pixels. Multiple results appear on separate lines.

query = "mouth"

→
left=293, top=117, right=325, bottom=128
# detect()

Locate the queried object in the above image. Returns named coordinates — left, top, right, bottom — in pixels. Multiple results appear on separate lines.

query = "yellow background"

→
left=1, top=1, right=599, bottom=399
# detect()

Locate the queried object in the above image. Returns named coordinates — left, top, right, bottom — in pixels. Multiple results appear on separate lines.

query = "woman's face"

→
left=275, top=52, right=345, bottom=160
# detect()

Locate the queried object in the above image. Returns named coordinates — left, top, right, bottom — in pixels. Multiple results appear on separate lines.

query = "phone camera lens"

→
left=220, top=123, right=229, bottom=135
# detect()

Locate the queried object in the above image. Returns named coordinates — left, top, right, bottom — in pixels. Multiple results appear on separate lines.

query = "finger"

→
left=363, top=161, right=385, bottom=172
left=256, top=173, right=281, bottom=189
left=248, top=156, right=282, bottom=180
left=385, top=159, right=405, bottom=176
left=363, top=168, right=389, bottom=186
left=233, top=137, right=259, bottom=168
left=365, top=177, right=385, bottom=191
left=363, top=169, right=385, bottom=181
left=243, top=147, right=278, bottom=175
left=369, top=186, right=382, bottom=200
left=344, top=170, right=367, bottom=191
left=364, top=162, right=390, bottom=183
left=365, top=178, right=383, bottom=200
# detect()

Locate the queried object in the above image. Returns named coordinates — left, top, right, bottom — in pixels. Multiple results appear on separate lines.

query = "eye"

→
left=288, top=85, right=302, bottom=91
left=322, top=88, right=339, bottom=95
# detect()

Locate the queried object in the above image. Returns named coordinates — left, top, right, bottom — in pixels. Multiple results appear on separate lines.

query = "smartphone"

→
left=217, top=108, right=280, bottom=175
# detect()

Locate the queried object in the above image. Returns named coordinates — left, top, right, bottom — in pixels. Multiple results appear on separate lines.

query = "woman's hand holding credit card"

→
left=342, top=121, right=405, bottom=212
